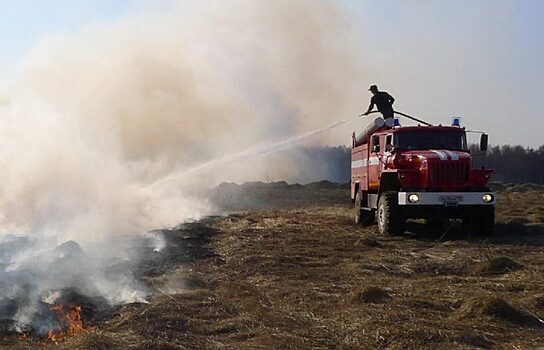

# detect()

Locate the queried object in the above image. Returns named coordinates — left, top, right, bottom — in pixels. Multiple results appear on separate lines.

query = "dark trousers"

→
left=381, top=109, right=394, bottom=119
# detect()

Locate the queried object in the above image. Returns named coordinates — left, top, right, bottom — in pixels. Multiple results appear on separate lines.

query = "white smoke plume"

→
left=0, top=0, right=363, bottom=332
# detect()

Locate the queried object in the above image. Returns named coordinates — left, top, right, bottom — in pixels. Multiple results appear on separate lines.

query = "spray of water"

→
left=151, top=115, right=358, bottom=190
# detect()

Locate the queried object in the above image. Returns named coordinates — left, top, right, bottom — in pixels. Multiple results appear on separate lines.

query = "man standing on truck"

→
left=362, top=85, right=395, bottom=125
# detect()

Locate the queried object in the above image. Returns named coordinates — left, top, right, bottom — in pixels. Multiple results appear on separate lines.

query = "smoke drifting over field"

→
left=0, top=0, right=362, bottom=333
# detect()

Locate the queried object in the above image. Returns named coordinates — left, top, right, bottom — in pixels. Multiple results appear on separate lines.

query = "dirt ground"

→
left=5, top=182, right=544, bottom=349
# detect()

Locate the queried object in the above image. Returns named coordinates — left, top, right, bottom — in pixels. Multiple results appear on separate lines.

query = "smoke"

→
left=0, top=0, right=363, bottom=332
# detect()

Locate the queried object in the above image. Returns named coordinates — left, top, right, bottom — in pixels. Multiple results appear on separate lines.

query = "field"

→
left=4, top=182, right=544, bottom=349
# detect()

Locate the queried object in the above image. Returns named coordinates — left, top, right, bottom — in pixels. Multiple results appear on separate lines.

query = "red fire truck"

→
left=351, top=114, right=495, bottom=236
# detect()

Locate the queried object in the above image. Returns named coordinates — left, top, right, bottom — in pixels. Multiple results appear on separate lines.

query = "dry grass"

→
left=4, top=182, right=544, bottom=349
left=455, top=296, right=544, bottom=328
left=465, top=256, right=524, bottom=275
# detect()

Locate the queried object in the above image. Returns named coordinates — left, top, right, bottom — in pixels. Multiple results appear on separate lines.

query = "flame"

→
left=47, top=304, right=84, bottom=342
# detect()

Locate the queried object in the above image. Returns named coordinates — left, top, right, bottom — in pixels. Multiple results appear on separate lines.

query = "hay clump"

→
left=357, top=236, right=382, bottom=248
left=455, top=296, right=544, bottom=328
left=351, top=287, right=391, bottom=304
left=468, top=256, right=523, bottom=275
left=458, top=334, right=494, bottom=349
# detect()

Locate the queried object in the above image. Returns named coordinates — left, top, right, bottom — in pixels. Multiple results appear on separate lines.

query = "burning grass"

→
left=47, top=304, right=84, bottom=342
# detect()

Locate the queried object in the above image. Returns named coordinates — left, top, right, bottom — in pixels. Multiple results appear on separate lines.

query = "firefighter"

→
left=362, top=85, right=395, bottom=125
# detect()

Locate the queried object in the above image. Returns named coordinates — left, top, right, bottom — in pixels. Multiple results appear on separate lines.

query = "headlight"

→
left=482, top=193, right=494, bottom=203
left=408, top=194, right=420, bottom=203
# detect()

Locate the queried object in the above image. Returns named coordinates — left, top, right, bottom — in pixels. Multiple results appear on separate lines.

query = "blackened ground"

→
left=136, top=218, right=221, bottom=279
left=3, top=182, right=544, bottom=349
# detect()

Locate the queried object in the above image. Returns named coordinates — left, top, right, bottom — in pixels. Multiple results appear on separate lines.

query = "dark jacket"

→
left=369, top=91, right=395, bottom=118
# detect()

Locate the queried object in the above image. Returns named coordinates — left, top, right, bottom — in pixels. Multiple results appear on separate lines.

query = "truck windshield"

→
left=395, top=130, right=467, bottom=151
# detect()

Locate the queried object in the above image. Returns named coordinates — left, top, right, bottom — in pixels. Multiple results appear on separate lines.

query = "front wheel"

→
left=354, top=191, right=374, bottom=225
left=377, top=192, right=404, bottom=235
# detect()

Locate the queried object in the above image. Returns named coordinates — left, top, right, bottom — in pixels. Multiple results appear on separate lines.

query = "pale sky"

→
left=0, top=0, right=132, bottom=81
left=0, top=0, right=542, bottom=147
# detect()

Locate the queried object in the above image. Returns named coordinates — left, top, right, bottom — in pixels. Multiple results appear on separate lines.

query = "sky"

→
left=0, top=0, right=542, bottom=147
left=0, top=0, right=133, bottom=81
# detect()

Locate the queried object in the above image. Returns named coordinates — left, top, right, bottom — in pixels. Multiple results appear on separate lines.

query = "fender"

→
left=377, top=170, right=402, bottom=200
left=351, top=182, right=359, bottom=202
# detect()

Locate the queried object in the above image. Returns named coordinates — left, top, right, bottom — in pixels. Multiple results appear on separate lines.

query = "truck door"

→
left=384, top=133, right=393, bottom=169
left=368, top=134, right=385, bottom=190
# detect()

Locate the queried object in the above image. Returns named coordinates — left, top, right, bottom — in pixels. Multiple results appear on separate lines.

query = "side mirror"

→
left=480, top=134, right=488, bottom=152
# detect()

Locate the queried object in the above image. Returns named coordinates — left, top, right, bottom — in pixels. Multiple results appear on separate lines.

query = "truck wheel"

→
left=463, top=207, right=495, bottom=236
left=354, top=191, right=374, bottom=225
left=377, top=192, right=403, bottom=235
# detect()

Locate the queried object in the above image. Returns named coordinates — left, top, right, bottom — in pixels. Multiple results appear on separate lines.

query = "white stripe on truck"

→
left=351, top=160, right=365, bottom=169
left=368, top=156, right=380, bottom=166
left=444, top=150, right=459, bottom=160
left=351, top=156, right=382, bottom=169
left=431, top=150, right=447, bottom=160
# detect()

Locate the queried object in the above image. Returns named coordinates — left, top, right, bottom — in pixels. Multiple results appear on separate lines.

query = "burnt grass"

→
left=4, top=182, right=544, bottom=349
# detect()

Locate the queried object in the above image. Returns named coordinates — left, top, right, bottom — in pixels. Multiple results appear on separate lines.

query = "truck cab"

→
left=351, top=117, right=495, bottom=236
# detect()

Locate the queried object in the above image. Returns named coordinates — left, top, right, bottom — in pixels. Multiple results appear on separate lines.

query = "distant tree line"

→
left=287, top=146, right=352, bottom=184
left=471, top=145, right=544, bottom=184
left=299, top=145, right=544, bottom=185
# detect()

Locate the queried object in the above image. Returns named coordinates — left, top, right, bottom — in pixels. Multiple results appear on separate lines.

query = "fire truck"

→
left=351, top=114, right=495, bottom=236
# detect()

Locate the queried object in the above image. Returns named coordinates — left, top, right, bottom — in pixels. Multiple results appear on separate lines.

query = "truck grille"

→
left=429, top=161, right=469, bottom=186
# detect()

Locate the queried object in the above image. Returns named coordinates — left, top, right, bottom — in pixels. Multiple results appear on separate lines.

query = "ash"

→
left=0, top=233, right=163, bottom=336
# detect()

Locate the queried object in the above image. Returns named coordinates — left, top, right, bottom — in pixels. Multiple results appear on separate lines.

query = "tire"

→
left=377, top=192, right=403, bottom=235
left=354, top=191, right=374, bottom=225
left=463, top=206, right=495, bottom=236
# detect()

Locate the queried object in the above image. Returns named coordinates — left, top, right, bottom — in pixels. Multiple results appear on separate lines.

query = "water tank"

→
left=354, top=117, right=385, bottom=147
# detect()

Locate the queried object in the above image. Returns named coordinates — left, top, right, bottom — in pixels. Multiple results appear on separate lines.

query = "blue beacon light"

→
left=393, top=118, right=401, bottom=127
left=452, top=117, right=461, bottom=127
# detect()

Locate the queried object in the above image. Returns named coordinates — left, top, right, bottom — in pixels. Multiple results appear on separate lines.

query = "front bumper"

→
left=398, top=192, right=496, bottom=206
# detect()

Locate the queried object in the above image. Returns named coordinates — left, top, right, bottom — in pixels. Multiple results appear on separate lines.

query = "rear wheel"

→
left=463, top=206, right=495, bottom=236
left=354, top=191, right=374, bottom=225
left=377, top=192, right=404, bottom=235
